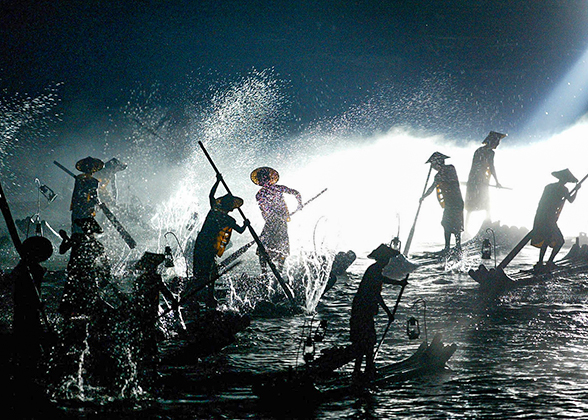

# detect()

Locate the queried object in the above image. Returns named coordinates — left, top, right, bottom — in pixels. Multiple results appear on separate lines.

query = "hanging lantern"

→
left=406, top=316, right=420, bottom=340
left=390, top=236, right=401, bottom=251
left=39, top=184, right=57, bottom=203
left=313, top=320, right=328, bottom=343
left=303, top=336, right=315, bottom=363
left=481, top=238, right=492, bottom=260
left=164, top=246, right=175, bottom=267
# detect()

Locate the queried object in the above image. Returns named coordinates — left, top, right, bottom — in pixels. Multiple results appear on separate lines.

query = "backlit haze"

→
left=2, top=1, right=588, bottom=259
left=3, top=70, right=588, bottom=260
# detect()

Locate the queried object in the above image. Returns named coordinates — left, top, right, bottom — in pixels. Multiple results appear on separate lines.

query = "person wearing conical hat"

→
left=133, top=251, right=179, bottom=387
left=70, top=156, right=104, bottom=234
left=8, top=236, right=53, bottom=381
left=251, top=167, right=303, bottom=278
left=192, top=174, right=250, bottom=309
left=349, top=244, right=408, bottom=381
left=531, top=169, right=581, bottom=270
left=59, top=217, right=111, bottom=320
left=95, top=157, right=128, bottom=206
left=464, top=131, right=506, bottom=230
left=420, top=152, right=464, bottom=254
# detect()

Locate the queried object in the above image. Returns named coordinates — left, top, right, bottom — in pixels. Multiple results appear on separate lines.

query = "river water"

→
left=4, top=237, right=587, bottom=419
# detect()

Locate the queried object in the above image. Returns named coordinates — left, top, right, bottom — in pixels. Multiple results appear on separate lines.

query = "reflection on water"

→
left=139, top=246, right=588, bottom=417
left=2, top=239, right=588, bottom=418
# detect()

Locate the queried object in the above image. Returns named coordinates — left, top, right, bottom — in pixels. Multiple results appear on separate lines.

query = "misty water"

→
left=2, top=72, right=588, bottom=418
left=17, top=244, right=588, bottom=419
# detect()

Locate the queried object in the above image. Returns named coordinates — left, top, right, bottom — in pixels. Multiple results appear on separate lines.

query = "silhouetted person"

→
left=421, top=152, right=464, bottom=254
left=9, top=236, right=53, bottom=381
left=191, top=174, right=249, bottom=309
left=531, top=169, right=580, bottom=270
left=95, top=157, right=127, bottom=206
left=350, top=244, right=408, bottom=382
left=251, top=167, right=303, bottom=277
left=133, top=252, right=179, bottom=387
left=465, top=131, right=506, bottom=230
left=59, top=217, right=110, bottom=320
left=70, top=156, right=104, bottom=234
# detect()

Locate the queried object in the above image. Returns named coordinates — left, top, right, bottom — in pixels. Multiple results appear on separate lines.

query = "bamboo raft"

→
left=468, top=241, right=588, bottom=295
left=252, top=333, right=456, bottom=404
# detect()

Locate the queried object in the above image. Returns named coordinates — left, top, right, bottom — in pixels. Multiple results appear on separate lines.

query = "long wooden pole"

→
left=198, top=141, right=296, bottom=307
left=0, top=179, right=54, bottom=337
left=497, top=172, right=587, bottom=270
left=403, top=166, right=433, bottom=256
left=374, top=274, right=409, bottom=359
left=53, top=160, right=137, bottom=249
left=570, top=173, right=588, bottom=195
left=218, top=187, right=328, bottom=269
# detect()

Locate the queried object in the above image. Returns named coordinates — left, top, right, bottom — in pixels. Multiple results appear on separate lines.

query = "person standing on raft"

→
left=421, top=152, right=464, bottom=254
left=350, top=244, right=408, bottom=382
left=251, top=167, right=303, bottom=277
left=192, top=174, right=249, bottom=309
left=95, top=157, right=128, bottom=207
left=70, top=156, right=104, bottom=234
left=464, top=131, right=506, bottom=230
left=133, top=251, right=179, bottom=388
left=531, top=169, right=580, bottom=271
left=8, top=236, right=53, bottom=383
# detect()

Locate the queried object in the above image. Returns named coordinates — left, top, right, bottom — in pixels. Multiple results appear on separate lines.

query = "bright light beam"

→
left=523, top=47, right=588, bottom=138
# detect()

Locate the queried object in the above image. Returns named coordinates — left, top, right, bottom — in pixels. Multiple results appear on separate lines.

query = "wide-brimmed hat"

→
left=104, top=158, right=128, bottom=172
left=426, top=152, right=450, bottom=164
left=76, top=156, right=104, bottom=174
left=21, top=236, right=53, bottom=263
left=483, top=131, right=507, bottom=145
left=251, top=167, right=279, bottom=186
left=367, top=244, right=400, bottom=262
left=215, top=194, right=244, bottom=212
left=551, top=169, right=578, bottom=183
left=74, top=217, right=103, bottom=234
left=135, top=251, right=165, bottom=270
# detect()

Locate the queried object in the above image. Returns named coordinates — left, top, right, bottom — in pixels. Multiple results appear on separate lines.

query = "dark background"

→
left=1, top=1, right=588, bottom=147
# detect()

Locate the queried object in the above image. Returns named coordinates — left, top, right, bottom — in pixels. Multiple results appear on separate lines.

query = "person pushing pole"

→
left=349, top=244, right=408, bottom=382
left=198, top=141, right=296, bottom=308
left=374, top=273, right=408, bottom=360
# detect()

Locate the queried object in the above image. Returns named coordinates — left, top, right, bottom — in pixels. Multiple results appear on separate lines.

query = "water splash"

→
left=284, top=250, right=334, bottom=313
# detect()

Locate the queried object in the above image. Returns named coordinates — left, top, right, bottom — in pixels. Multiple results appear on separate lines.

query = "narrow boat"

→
left=468, top=240, right=588, bottom=296
left=408, top=221, right=529, bottom=272
left=252, top=333, right=457, bottom=404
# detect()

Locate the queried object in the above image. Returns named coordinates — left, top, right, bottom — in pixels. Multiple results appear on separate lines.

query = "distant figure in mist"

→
left=191, top=174, right=249, bottom=309
left=464, top=131, right=506, bottom=231
left=350, top=244, right=407, bottom=382
left=133, top=252, right=179, bottom=386
left=531, top=169, right=580, bottom=271
left=70, top=156, right=104, bottom=234
left=8, top=236, right=53, bottom=380
left=421, top=152, right=464, bottom=254
left=95, top=157, right=127, bottom=206
left=251, top=167, right=303, bottom=277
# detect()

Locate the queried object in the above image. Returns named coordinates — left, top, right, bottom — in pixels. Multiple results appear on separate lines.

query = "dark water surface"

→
left=3, top=243, right=588, bottom=419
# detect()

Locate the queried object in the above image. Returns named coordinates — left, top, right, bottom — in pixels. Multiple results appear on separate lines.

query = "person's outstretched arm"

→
left=209, top=174, right=223, bottom=207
